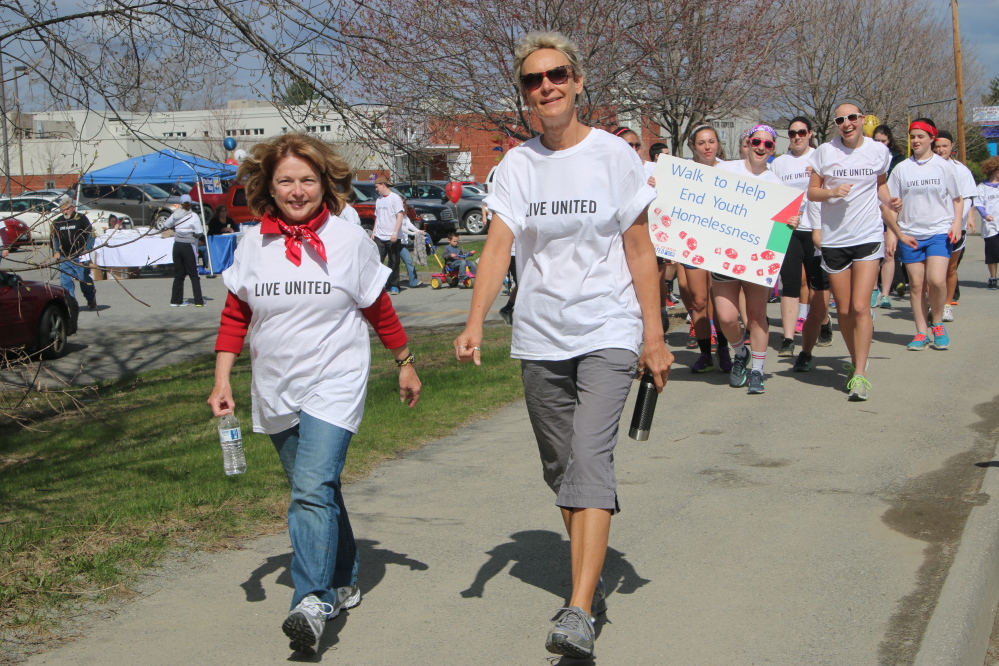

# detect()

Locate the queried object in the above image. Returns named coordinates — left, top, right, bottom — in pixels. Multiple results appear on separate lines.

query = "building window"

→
left=163, top=132, right=174, bottom=138
left=281, top=127, right=287, bottom=133
left=226, top=129, right=237, bottom=136
left=203, top=131, right=209, bottom=137
left=306, top=126, right=317, bottom=133
left=253, top=128, right=264, bottom=135
left=45, top=180, right=56, bottom=189
left=178, top=131, right=187, bottom=137
left=320, top=125, right=331, bottom=132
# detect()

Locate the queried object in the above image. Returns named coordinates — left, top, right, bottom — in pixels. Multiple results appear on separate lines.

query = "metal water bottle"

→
left=628, top=371, right=658, bottom=441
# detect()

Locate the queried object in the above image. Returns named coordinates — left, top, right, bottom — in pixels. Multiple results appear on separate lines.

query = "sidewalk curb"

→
left=914, top=461, right=999, bottom=666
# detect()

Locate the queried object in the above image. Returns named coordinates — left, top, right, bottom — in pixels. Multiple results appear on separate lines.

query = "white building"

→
left=2, top=100, right=392, bottom=191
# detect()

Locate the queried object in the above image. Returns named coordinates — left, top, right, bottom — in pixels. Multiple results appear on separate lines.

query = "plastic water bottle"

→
left=218, top=414, right=246, bottom=475
left=628, top=371, right=659, bottom=441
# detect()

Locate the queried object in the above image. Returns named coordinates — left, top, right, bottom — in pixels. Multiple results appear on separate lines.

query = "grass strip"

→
left=0, top=324, right=520, bottom=634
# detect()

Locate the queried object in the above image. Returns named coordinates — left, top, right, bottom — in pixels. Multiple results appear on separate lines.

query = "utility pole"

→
left=951, top=0, right=967, bottom=163
left=0, top=56, right=11, bottom=197
left=13, top=66, right=26, bottom=193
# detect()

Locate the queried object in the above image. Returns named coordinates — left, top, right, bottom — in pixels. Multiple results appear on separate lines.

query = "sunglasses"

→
left=788, top=129, right=809, bottom=138
left=750, top=138, right=775, bottom=149
left=834, top=113, right=863, bottom=125
left=628, top=142, right=641, bottom=149
left=520, top=65, right=572, bottom=91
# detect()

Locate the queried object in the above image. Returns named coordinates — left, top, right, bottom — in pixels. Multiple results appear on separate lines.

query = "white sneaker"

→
left=283, top=594, right=334, bottom=655
left=942, top=304, right=954, bottom=322
left=170, top=301, right=190, bottom=307
left=331, top=585, right=361, bottom=618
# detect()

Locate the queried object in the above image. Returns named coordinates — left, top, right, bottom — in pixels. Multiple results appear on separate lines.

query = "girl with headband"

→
left=714, top=124, right=799, bottom=395
left=886, top=117, right=962, bottom=351
left=807, top=101, right=894, bottom=401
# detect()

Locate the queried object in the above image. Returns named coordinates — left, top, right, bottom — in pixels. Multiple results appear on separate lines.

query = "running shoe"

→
left=816, top=320, right=834, bottom=347
left=880, top=295, right=892, bottom=309
left=950, top=300, right=959, bottom=306
left=990, top=278, right=999, bottom=290
left=829, top=296, right=836, bottom=309
left=691, top=352, right=714, bottom=373
left=906, top=333, right=929, bottom=351
left=389, top=287, right=400, bottom=295
left=499, top=303, right=514, bottom=325
left=747, top=369, right=765, bottom=394
left=843, top=363, right=856, bottom=385
left=930, top=324, right=950, bottom=350
left=795, top=316, right=805, bottom=333
left=870, top=288, right=880, bottom=308
left=592, top=578, right=607, bottom=616
left=729, top=348, right=749, bottom=388
left=894, top=282, right=907, bottom=298
left=777, top=337, right=795, bottom=357
left=716, top=346, right=733, bottom=373
left=332, top=585, right=361, bottom=618
left=283, top=594, right=334, bottom=655
left=686, top=321, right=698, bottom=349
left=170, top=301, right=190, bottom=307
left=942, top=304, right=954, bottom=322
left=546, top=606, right=595, bottom=659
left=791, top=352, right=813, bottom=372
left=847, top=375, right=871, bottom=401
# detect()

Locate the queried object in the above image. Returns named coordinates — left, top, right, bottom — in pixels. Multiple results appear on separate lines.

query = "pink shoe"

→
left=795, top=317, right=805, bottom=333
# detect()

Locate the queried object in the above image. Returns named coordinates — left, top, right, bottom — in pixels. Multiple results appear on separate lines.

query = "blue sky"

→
left=949, top=0, right=999, bottom=97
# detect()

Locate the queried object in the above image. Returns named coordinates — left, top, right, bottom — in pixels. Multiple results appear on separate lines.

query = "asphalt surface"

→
left=13, top=235, right=999, bottom=665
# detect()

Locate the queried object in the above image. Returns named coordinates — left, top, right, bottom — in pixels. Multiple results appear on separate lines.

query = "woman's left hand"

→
left=399, top=364, right=421, bottom=407
left=638, top=337, right=673, bottom=393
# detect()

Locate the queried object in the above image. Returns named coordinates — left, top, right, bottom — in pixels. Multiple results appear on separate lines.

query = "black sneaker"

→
left=87, top=299, right=97, bottom=311
left=546, top=606, right=594, bottom=659
left=792, top=351, right=813, bottom=372
left=816, top=320, right=834, bottom=347
left=989, top=278, right=999, bottom=290
left=777, top=337, right=795, bottom=357
left=499, top=304, right=513, bottom=325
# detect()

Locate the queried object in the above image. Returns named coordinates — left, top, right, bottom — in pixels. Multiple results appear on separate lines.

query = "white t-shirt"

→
left=483, top=128, right=656, bottom=360
left=770, top=149, right=819, bottom=231
left=643, top=161, right=657, bottom=178
left=945, top=159, right=978, bottom=230
left=886, top=155, right=961, bottom=239
left=807, top=136, right=891, bottom=247
left=373, top=191, right=405, bottom=240
left=341, top=204, right=362, bottom=226
left=223, top=214, right=390, bottom=434
left=977, top=182, right=999, bottom=238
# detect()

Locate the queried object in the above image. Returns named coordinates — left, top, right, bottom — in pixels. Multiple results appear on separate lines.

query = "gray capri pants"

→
left=521, top=348, right=638, bottom=514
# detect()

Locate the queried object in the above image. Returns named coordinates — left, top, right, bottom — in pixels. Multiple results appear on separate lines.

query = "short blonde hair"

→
left=237, top=133, right=352, bottom=218
left=513, top=31, right=585, bottom=95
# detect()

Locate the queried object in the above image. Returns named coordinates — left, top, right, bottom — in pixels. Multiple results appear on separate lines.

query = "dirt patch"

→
left=878, top=395, right=999, bottom=666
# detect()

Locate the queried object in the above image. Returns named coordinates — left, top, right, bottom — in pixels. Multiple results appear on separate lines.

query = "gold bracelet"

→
left=396, top=353, right=415, bottom=367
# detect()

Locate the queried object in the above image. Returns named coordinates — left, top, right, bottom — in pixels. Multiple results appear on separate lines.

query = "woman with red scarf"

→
left=207, top=133, right=421, bottom=657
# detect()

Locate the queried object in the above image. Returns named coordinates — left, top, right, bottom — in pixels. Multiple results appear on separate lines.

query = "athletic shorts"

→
left=947, top=231, right=967, bottom=254
left=780, top=229, right=830, bottom=295
left=820, top=242, right=884, bottom=274
left=985, top=235, right=999, bottom=265
left=521, top=348, right=638, bottom=514
left=897, top=233, right=951, bottom=264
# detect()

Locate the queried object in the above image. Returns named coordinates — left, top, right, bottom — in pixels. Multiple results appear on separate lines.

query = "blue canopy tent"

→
left=80, top=149, right=237, bottom=184
left=80, top=150, right=239, bottom=274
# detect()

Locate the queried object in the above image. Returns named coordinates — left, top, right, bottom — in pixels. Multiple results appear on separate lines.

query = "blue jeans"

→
left=270, top=412, right=359, bottom=609
left=449, top=259, right=477, bottom=278
left=399, top=246, right=419, bottom=286
left=57, top=260, right=96, bottom=304
left=197, top=245, right=209, bottom=270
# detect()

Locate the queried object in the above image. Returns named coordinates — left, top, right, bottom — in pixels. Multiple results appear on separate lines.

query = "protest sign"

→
left=648, top=156, right=803, bottom=287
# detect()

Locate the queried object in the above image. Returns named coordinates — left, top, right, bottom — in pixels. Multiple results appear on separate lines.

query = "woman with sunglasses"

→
left=886, top=118, right=962, bottom=351
left=713, top=125, right=797, bottom=394
left=454, top=31, right=671, bottom=660
left=807, top=102, right=894, bottom=401
left=769, top=117, right=834, bottom=372
left=612, top=126, right=642, bottom=153
left=680, top=124, right=732, bottom=374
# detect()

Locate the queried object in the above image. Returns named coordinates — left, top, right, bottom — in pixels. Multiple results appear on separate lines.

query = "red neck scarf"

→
left=261, top=205, right=328, bottom=266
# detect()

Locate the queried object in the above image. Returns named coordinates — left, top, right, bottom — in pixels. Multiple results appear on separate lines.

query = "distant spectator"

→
left=208, top=205, right=238, bottom=235
left=51, top=196, right=97, bottom=310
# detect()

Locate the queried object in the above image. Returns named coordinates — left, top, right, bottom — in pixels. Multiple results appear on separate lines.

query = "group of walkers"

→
left=203, top=29, right=991, bottom=662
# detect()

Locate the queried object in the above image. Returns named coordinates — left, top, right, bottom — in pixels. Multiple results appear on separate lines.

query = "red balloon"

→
left=444, top=181, right=462, bottom=204
left=224, top=158, right=239, bottom=165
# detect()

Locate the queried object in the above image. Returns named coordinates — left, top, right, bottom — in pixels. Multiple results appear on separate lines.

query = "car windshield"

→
left=352, top=185, right=376, bottom=202
left=462, top=186, right=485, bottom=197
left=138, top=183, right=172, bottom=199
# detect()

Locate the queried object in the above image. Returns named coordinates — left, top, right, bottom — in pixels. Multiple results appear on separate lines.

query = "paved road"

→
left=18, top=236, right=999, bottom=665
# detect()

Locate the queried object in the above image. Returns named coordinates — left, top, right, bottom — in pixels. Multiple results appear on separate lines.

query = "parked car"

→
left=392, top=181, right=480, bottom=235
left=1, top=218, right=32, bottom=249
left=0, top=195, right=122, bottom=243
left=150, top=181, right=230, bottom=218
left=355, top=181, right=457, bottom=243
left=77, top=183, right=204, bottom=229
left=427, top=180, right=488, bottom=234
left=0, top=271, right=79, bottom=359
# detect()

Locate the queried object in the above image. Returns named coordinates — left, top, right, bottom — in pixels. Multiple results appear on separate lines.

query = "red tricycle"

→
left=427, top=236, right=476, bottom=289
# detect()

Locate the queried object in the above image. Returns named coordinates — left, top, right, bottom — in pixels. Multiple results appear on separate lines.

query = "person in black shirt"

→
left=207, top=205, right=237, bottom=235
left=51, top=196, right=97, bottom=310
